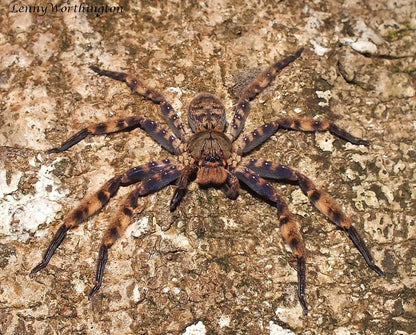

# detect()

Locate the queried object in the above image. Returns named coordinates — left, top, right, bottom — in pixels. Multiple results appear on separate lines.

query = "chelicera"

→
left=30, top=47, right=384, bottom=314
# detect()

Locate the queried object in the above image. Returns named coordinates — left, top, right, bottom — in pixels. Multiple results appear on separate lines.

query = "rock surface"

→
left=1, top=1, right=415, bottom=334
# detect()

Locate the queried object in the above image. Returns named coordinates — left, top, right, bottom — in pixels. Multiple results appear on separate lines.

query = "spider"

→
left=30, top=47, right=384, bottom=314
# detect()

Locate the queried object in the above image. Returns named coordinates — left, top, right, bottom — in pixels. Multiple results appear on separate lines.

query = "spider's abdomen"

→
left=188, top=130, right=232, bottom=185
left=188, top=93, right=226, bottom=132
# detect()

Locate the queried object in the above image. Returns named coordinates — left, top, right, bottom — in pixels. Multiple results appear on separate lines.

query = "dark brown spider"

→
left=30, top=47, right=384, bottom=314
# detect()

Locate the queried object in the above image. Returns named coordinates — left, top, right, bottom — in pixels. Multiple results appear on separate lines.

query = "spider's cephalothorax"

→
left=30, top=47, right=384, bottom=315
left=187, top=93, right=232, bottom=185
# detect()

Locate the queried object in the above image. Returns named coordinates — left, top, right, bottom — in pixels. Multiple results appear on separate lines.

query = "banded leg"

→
left=121, top=158, right=176, bottom=185
left=232, top=166, right=308, bottom=314
left=47, top=117, right=181, bottom=155
left=273, top=118, right=369, bottom=146
left=244, top=158, right=384, bottom=276
left=30, top=176, right=122, bottom=276
left=90, top=66, right=187, bottom=140
left=89, top=164, right=181, bottom=298
left=30, top=159, right=175, bottom=277
left=296, top=172, right=384, bottom=276
left=234, top=122, right=279, bottom=155
left=234, top=118, right=369, bottom=155
left=228, top=47, right=304, bottom=140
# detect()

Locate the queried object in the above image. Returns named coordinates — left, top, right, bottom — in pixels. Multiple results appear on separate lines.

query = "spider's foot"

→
left=298, top=295, right=309, bottom=316
left=349, top=138, right=370, bottom=146
left=89, top=65, right=101, bottom=74
left=369, top=263, right=386, bottom=277
left=29, top=224, right=70, bottom=277
left=89, top=65, right=128, bottom=82
left=88, top=244, right=109, bottom=300
left=294, top=47, right=304, bottom=58
left=29, top=262, right=47, bottom=277
left=329, top=124, right=370, bottom=146
left=88, top=282, right=101, bottom=300
left=45, top=147, right=63, bottom=154
left=297, top=256, right=309, bottom=315
left=45, top=128, right=90, bottom=154
left=347, top=226, right=385, bottom=277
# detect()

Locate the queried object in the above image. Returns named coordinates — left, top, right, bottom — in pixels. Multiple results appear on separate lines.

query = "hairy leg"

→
left=244, top=157, right=384, bottom=276
left=89, top=164, right=181, bottom=298
left=30, top=176, right=122, bottom=276
left=47, top=117, right=181, bottom=155
left=274, top=118, right=369, bottom=146
left=90, top=66, right=187, bottom=140
left=227, top=48, right=304, bottom=140
left=30, top=159, right=176, bottom=277
left=233, top=165, right=309, bottom=314
left=234, top=118, right=369, bottom=155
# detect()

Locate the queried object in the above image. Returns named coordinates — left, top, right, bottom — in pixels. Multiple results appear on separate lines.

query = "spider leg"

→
left=296, top=172, right=384, bottom=276
left=234, top=118, right=369, bottom=155
left=30, top=176, right=122, bottom=276
left=244, top=158, right=385, bottom=277
left=121, top=158, right=176, bottom=184
left=273, top=118, right=369, bottom=146
left=89, top=164, right=181, bottom=298
left=233, top=122, right=279, bottom=154
left=227, top=48, right=304, bottom=140
left=232, top=166, right=308, bottom=315
left=30, top=159, right=175, bottom=277
left=90, top=66, right=187, bottom=140
left=47, top=117, right=182, bottom=155
left=169, top=165, right=198, bottom=212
